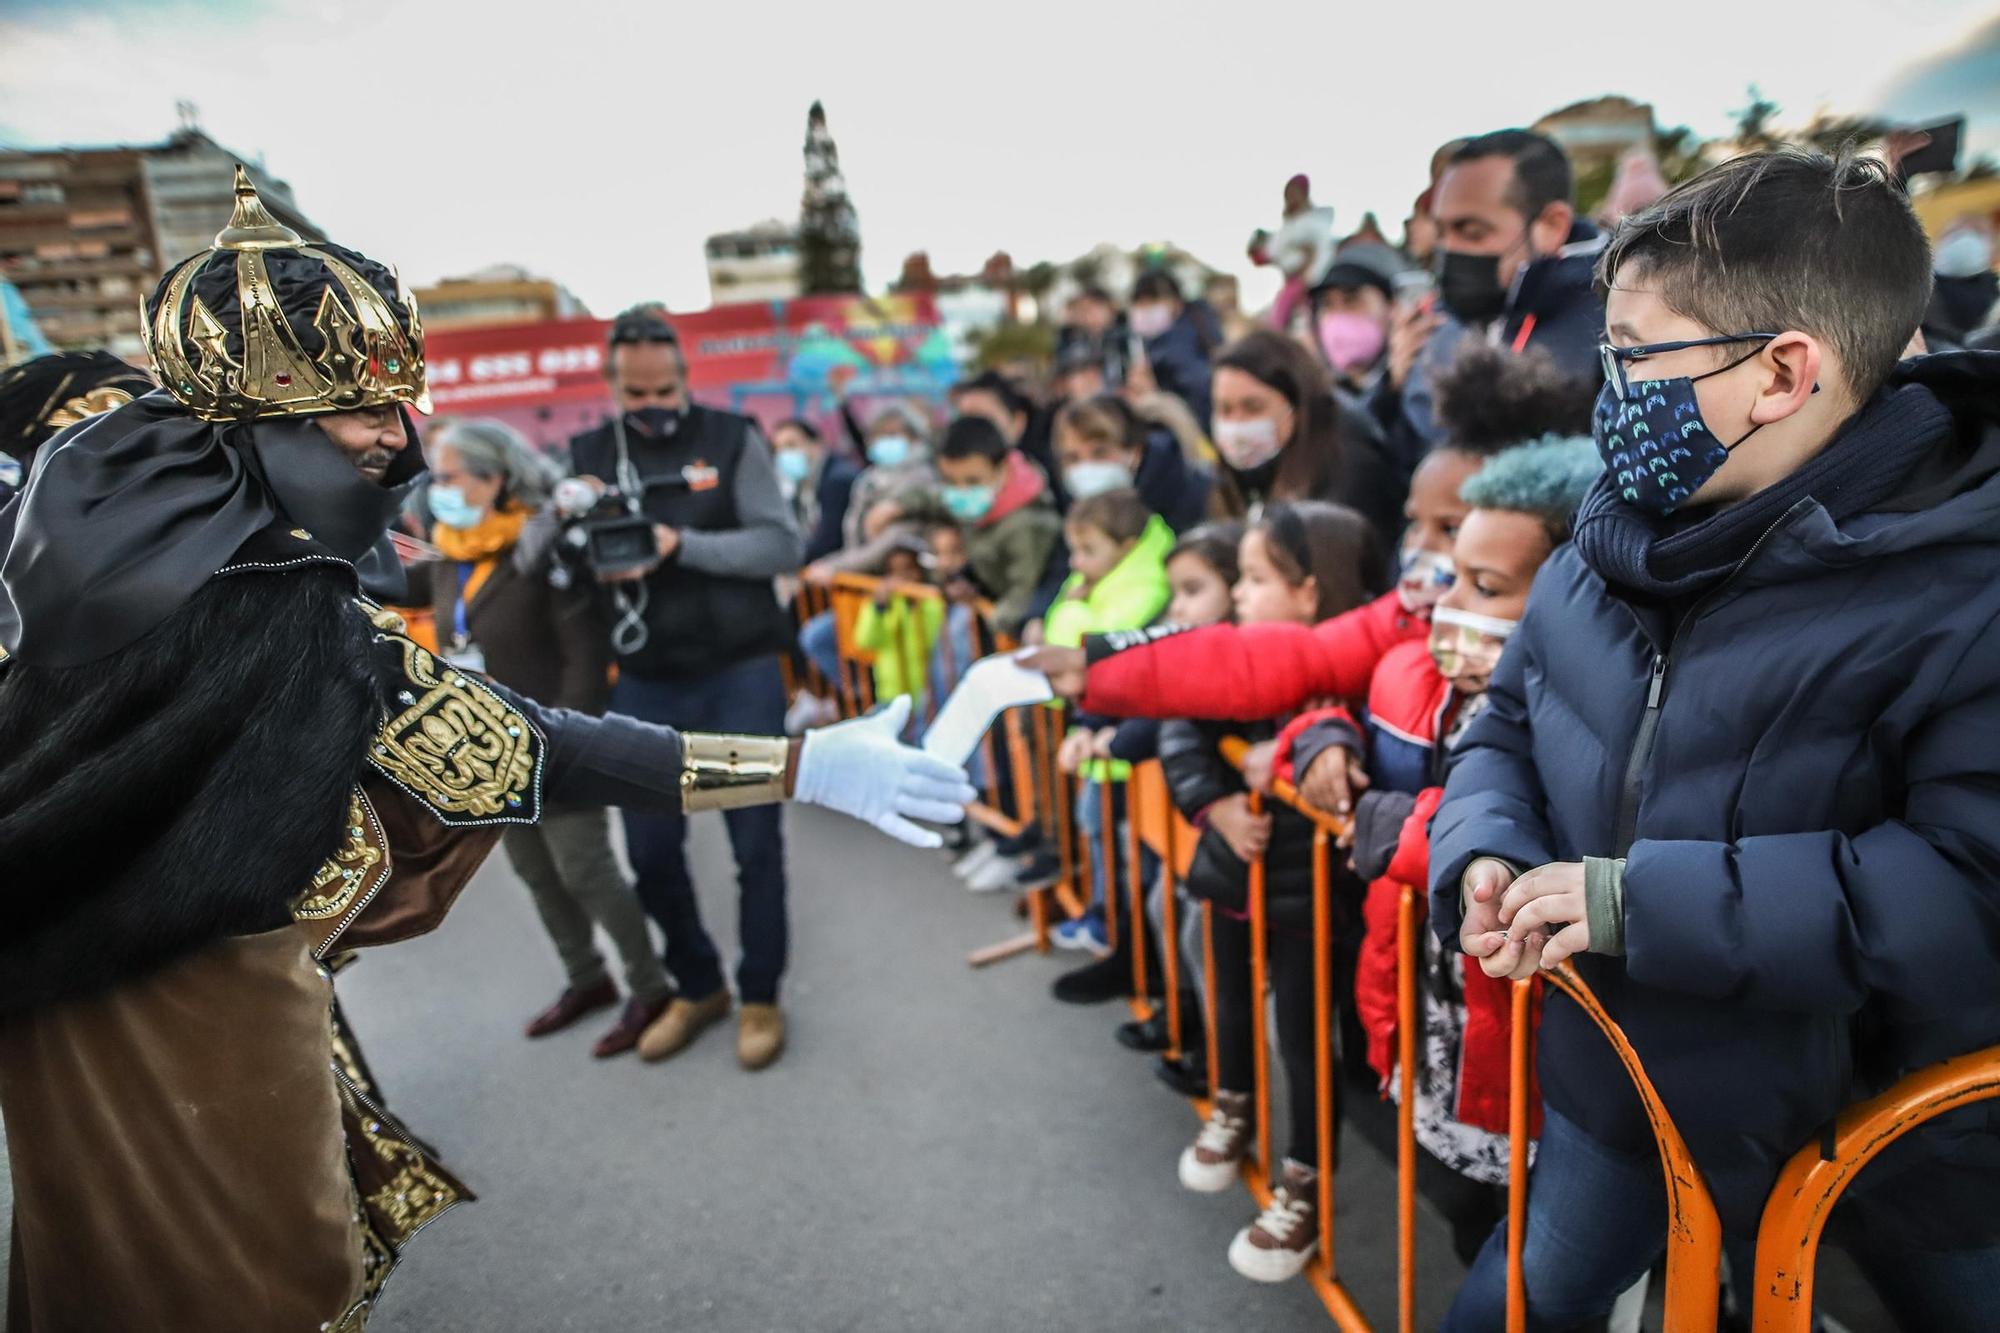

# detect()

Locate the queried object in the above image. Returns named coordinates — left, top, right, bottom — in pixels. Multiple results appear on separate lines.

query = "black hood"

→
left=0, top=390, right=423, bottom=667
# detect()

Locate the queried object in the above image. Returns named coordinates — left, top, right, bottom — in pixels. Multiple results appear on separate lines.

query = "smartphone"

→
left=1898, top=118, right=1963, bottom=178
left=1392, top=267, right=1435, bottom=311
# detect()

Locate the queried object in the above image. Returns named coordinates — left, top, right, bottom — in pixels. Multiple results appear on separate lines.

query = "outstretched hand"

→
left=1016, top=645, right=1087, bottom=700
left=792, top=697, right=977, bottom=849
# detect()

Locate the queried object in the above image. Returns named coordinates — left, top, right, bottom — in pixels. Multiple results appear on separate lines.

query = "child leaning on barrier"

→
left=1162, top=501, right=1383, bottom=1286
left=847, top=533, right=946, bottom=726
left=1272, top=436, right=1601, bottom=1263
left=1428, top=149, right=2000, bottom=1331
left=1045, top=489, right=1174, bottom=956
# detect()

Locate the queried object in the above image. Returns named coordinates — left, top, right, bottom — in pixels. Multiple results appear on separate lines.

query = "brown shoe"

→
left=636, top=988, right=731, bottom=1062
left=592, top=995, right=672, bottom=1059
left=737, top=1003, right=786, bottom=1071
left=1228, top=1158, right=1321, bottom=1283
left=524, top=978, right=618, bottom=1039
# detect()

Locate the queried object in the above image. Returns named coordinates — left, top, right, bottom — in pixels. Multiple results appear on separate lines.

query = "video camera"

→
left=553, top=476, right=659, bottom=577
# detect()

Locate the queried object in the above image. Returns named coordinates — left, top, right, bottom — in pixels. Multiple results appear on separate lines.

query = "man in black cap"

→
left=0, top=169, right=972, bottom=1333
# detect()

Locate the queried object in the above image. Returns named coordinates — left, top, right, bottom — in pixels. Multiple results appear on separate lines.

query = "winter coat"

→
left=962, top=451, right=1063, bottom=637
left=825, top=457, right=946, bottom=574
left=1429, top=351, right=2000, bottom=1240
left=851, top=593, right=945, bottom=702
left=1158, top=716, right=1329, bottom=924
left=1369, top=220, right=1605, bottom=481
left=1143, top=307, right=1215, bottom=429
left=800, top=451, right=863, bottom=564
left=1133, top=427, right=1216, bottom=534
left=1043, top=515, right=1174, bottom=649
left=1079, top=588, right=1427, bottom=722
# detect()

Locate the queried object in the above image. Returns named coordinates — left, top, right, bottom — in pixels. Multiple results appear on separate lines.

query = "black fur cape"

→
left=0, top=563, right=380, bottom=1015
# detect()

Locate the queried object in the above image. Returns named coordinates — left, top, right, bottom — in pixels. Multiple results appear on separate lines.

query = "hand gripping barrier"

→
left=790, top=573, right=2000, bottom=1330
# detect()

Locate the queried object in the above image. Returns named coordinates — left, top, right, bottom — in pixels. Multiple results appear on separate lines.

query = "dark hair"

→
left=1211, top=330, right=1353, bottom=508
left=950, top=369, right=1031, bottom=421
left=1597, top=147, right=1931, bottom=403
left=1131, top=270, right=1184, bottom=305
left=1067, top=488, right=1152, bottom=544
left=1432, top=344, right=1598, bottom=456
left=1252, top=500, right=1383, bottom=621
left=608, top=302, right=680, bottom=348
left=1072, top=285, right=1115, bottom=307
left=772, top=416, right=821, bottom=443
left=939, top=414, right=1009, bottom=463
left=1054, top=394, right=1144, bottom=452
left=1449, top=129, right=1574, bottom=219
left=1168, top=520, right=1244, bottom=587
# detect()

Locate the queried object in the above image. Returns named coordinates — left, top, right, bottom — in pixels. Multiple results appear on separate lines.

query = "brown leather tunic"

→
left=1, top=781, right=497, bottom=1333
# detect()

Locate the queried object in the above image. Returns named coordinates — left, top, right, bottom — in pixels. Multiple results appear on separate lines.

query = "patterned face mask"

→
left=1396, top=545, right=1456, bottom=613
left=1592, top=338, right=1774, bottom=515
left=1427, top=605, right=1517, bottom=692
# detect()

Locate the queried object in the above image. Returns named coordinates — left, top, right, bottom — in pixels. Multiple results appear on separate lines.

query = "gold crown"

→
left=141, top=166, right=431, bottom=422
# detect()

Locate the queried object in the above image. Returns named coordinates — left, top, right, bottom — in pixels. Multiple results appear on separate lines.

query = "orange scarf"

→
left=433, top=505, right=529, bottom=604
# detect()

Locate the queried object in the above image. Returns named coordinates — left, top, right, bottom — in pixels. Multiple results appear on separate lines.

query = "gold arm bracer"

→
left=680, top=733, right=791, bottom=812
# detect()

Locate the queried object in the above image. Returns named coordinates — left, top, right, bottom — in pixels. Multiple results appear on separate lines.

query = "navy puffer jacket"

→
left=1430, top=351, right=2000, bottom=1240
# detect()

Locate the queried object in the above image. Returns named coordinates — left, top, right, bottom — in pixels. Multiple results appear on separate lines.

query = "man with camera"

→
left=564, top=305, right=805, bottom=1072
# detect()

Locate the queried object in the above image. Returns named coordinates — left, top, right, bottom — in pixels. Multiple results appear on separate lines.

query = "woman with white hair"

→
left=420, top=417, right=673, bottom=1057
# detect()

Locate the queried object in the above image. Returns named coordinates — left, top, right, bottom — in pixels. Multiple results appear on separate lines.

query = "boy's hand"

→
left=1056, top=728, right=1094, bottom=774
left=1499, top=861, right=1589, bottom=970
left=1017, top=645, right=1087, bottom=699
left=1300, top=745, right=1371, bottom=820
left=1020, top=618, right=1046, bottom=647
left=1460, top=858, right=1545, bottom=980
left=1241, top=740, right=1279, bottom=794
left=1208, top=794, right=1272, bottom=863
left=1090, top=727, right=1117, bottom=759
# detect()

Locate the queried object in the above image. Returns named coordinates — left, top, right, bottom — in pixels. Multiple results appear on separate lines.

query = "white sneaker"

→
left=952, top=841, right=1001, bottom=881
left=1177, top=1091, right=1251, bottom=1193
left=1227, top=1159, right=1320, bottom=1283
left=965, top=854, right=1023, bottom=893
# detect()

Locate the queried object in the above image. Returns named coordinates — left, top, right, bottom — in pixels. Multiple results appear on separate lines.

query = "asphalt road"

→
left=1, top=803, right=1898, bottom=1331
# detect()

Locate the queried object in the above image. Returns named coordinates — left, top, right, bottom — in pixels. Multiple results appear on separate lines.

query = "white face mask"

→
left=1128, top=304, right=1175, bottom=340
left=1396, top=546, right=1456, bottom=613
left=1212, top=416, right=1284, bottom=472
left=1062, top=459, right=1135, bottom=499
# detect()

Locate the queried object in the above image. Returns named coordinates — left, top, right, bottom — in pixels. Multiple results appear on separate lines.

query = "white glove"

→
left=793, top=697, right=977, bottom=848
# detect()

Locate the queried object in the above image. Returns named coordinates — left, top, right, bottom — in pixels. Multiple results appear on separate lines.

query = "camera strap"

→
left=607, top=416, right=652, bottom=656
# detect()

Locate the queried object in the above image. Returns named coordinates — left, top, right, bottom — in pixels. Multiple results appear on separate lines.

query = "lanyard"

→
left=453, top=561, right=476, bottom=646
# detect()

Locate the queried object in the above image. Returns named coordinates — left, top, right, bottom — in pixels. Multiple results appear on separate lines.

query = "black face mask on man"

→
left=1435, top=249, right=1511, bottom=325
left=625, top=405, right=686, bottom=437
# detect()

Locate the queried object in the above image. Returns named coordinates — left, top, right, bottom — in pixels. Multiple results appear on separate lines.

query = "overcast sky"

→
left=3, top=0, right=1995, bottom=314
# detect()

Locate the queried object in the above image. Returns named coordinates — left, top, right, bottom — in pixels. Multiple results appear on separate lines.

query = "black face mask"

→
left=625, top=405, right=686, bottom=438
left=1435, top=249, right=1510, bottom=324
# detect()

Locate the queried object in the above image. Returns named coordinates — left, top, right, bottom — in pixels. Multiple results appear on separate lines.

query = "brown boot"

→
left=1228, top=1158, right=1321, bottom=1283
left=591, top=995, right=672, bottom=1059
left=637, top=989, right=731, bottom=1062
left=737, top=1003, right=786, bottom=1071
left=524, top=978, right=618, bottom=1039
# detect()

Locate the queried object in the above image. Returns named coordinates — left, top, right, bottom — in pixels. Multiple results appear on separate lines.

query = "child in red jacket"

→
left=1274, top=436, right=1601, bottom=1259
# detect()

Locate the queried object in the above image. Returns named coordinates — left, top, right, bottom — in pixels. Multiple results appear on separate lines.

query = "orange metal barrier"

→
left=798, top=571, right=2000, bottom=1330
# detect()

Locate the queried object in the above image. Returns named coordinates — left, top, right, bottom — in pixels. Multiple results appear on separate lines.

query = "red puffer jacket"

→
left=1079, top=589, right=1425, bottom=721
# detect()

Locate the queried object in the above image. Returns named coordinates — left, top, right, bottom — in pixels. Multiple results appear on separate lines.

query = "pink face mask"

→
left=1317, top=312, right=1386, bottom=374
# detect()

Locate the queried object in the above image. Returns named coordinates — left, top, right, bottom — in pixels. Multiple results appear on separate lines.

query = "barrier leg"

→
left=1507, top=979, right=1532, bottom=1333
left=1397, top=884, right=1418, bottom=1333
left=1313, top=829, right=1337, bottom=1279
left=1101, top=779, right=1120, bottom=954
left=1125, top=785, right=1150, bottom=1017
left=1159, top=805, right=1183, bottom=1059
left=1248, top=792, right=1271, bottom=1178
left=1203, top=902, right=1220, bottom=1103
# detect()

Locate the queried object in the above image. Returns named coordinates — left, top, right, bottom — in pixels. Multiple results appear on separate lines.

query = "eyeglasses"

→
left=1599, top=333, right=1778, bottom=398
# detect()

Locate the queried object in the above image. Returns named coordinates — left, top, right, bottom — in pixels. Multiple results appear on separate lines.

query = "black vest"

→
left=568, top=407, right=792, bottom=679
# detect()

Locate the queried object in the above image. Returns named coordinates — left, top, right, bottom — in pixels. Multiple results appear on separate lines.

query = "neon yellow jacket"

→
left=851, top=594, right=946, bottom=702
left=1043, top=514, right=1174, bottom=781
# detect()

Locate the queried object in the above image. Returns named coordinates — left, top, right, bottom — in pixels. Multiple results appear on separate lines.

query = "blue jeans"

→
left=799, top=610, right=841, bottom=687
left=611, top=658, right=789, bottom=1004
left=1444, top=1103, right=2000, bottom=1331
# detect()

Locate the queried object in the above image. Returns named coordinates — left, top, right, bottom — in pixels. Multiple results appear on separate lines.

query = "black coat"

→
left=1133, top=428, right=1215, bottom=534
